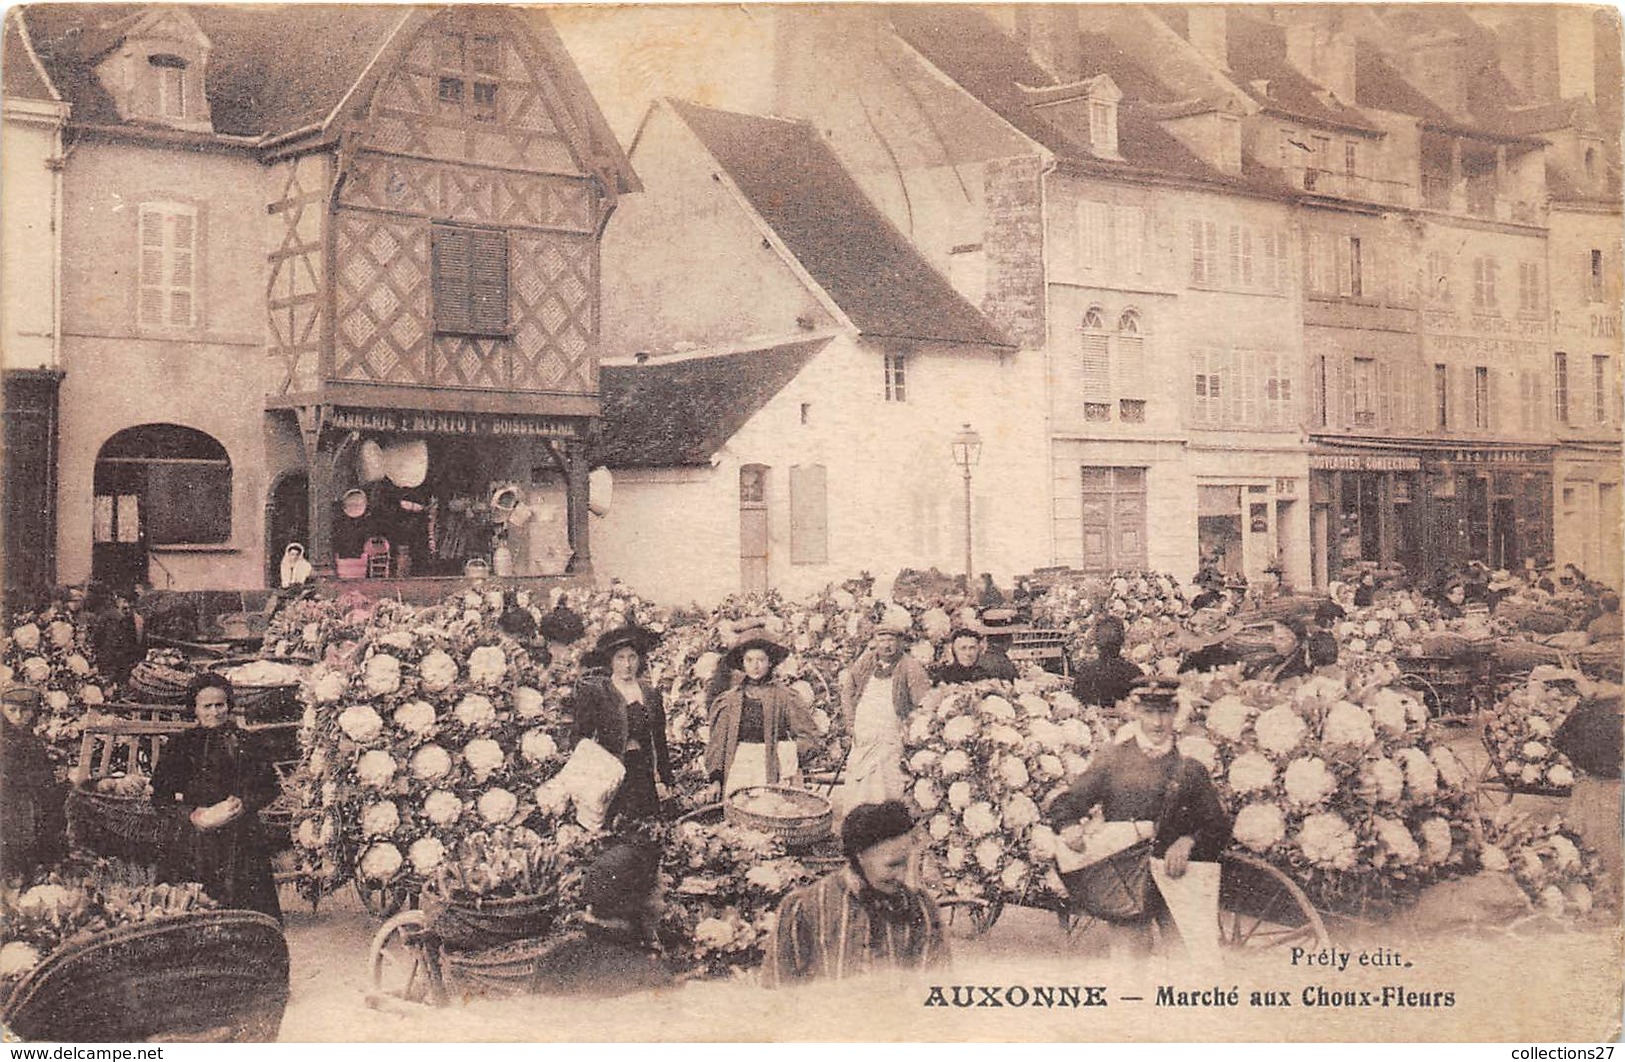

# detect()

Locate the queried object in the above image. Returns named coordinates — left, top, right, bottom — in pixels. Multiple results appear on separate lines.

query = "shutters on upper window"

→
left=1079, top=201, right=1111, bottom=269
left=789, top=464, right=829, bottom=565
left=433, top=224, right=509, bottom=335
left=1081, top=308, right=1110, bottom=402
left=137, top=202, right=198, bottom=329
left=1115, top=311, right=1144, bottom=399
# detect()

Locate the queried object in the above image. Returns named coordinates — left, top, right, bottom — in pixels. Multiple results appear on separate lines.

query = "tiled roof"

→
left=19, top=4, right=638, bottom=187
left=669, top=100, right=1011, bottom=348
left=592, top=340, right=830, bottom=468
left=22, top=4, right=405, bottom=137
left=886, top=5, right=1286, bottom=196
left=1225, top=14, right=1382, bottom=134
left=3, top=10, right=57, bottom=101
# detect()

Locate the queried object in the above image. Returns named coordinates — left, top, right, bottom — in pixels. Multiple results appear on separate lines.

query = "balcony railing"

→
left=1420, top=174, right=1451, bottom=210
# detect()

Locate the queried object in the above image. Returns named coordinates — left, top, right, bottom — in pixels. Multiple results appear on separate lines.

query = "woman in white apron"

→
left=705, top=627, right=819, bottom=797
left=835, top=610, right=931, bottom=820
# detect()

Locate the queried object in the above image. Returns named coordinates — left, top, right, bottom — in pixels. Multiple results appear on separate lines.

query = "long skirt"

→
left=724, top=741, right=802, bottom=797
left=608, top=748, right=662, bottom=827
left=158, top=815, right=282, bottom=923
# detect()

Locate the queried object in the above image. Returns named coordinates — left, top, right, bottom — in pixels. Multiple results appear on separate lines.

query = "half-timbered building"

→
left=11, top=5, right=633, bottom=599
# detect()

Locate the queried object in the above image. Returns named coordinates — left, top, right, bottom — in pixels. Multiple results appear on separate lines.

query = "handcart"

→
left=1, top=910, right=289, bottom=1042
left=937, top=848, right=1332, bottom=954
left=368, top=888, right=560, bottom=1006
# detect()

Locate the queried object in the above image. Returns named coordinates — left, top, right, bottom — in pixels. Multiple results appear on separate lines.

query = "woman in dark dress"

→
left=572, top=626, right=673, bottom=827
left=151, top=674, right=282, bottom=922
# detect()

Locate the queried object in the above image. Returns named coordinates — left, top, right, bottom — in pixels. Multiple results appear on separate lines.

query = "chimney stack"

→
left=1284, top=19, right=1357, bottom=103
left=1018, top=6, right=1084, bottom=83
left=1187, top=6, right=1230, bottom=70
left=1556, top=7, right=1596, bottom=100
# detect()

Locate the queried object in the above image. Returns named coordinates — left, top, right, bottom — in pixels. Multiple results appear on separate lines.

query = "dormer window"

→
left=1218, top=115, right=1242, bottom=173
left=91, top=9, right=213, bottom=133
left=1089, top=98, right=1117, bottom=155
left=150, top=55, right=187, bottom=119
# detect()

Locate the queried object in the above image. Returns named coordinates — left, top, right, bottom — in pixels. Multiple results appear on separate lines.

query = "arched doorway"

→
left=93, top=424, right=231, bottom=592
left=265, top=471, right=309, bottom=588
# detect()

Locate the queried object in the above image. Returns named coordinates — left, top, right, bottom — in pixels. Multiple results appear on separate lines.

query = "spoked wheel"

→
left=369, top=909, right=440, bottom=1005
left=355, top=877, right=413, bottom=920
left=1218, top=852, right=1331, bottom=952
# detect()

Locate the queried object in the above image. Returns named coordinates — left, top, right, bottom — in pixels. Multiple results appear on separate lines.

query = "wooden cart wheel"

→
left=368, top=909, right=440, bottom=1004
left=355, top=877, right=412, bottom=920
left=1217, top=852, right=1330, bottom=952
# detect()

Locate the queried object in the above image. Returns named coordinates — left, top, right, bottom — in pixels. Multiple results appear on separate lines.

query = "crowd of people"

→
left=7, top=560, right=1617, bottom=1003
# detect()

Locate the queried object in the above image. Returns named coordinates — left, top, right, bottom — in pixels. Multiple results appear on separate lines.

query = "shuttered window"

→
left=1229, top=225, right=1254, bottom=287
left=1115, top=311, right=1144, bottom=398
left=1080, top=467, right=1147, bottom=572
left=1115, top=206, right=1145, bottom=275
left=1474, top=366, right=1491, bottom=430
left=432, top=224, right=509, bottom=335
left=1079, top=201, right=1110, bottom=269
left=137, top=202, right=198, bottom=329
left=1595, top=355, right=1612, bottom=425
left=789, top=464, right=828, bottom=565
left=1434, top=364, right=1449, bottom=429
left=1189, top=220, right=1219, bottom=285
left=1081, top=308, right=1110, bottom=402
left=1554, top=353, right=1570, bottom=424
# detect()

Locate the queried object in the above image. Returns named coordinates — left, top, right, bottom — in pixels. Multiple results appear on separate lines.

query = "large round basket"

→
left=1, top=911, right=288, bottom=1042
left=425, top=891, right=556, bottom=952
left=65, top=790, right=170, bottom=863
left=129, top=661, right=194, bottom=703
left=724, top=785, right=832, bottom=849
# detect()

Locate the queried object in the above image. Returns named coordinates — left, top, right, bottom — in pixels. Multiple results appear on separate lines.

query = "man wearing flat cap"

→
left=766, top=801, right=947, bottom=985
left=1, top=687, right=67, bottom=879
left=837, top=610, right=930, bottom=812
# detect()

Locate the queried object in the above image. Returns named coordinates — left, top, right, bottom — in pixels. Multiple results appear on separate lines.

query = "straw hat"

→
left=586, top=624, right=661, bottom=669
left=384, top=439, right=428, bottom=489
left=723, top=620, right=791, bottom=672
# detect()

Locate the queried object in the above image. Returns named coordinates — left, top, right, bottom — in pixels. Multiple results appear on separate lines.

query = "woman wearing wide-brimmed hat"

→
left=571, top=625, right=673, bottom=825
left=705, top=623, right=818, bottom=798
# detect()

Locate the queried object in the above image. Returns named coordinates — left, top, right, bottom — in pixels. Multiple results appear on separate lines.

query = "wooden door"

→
left=740, top=465, right=768, bottom=594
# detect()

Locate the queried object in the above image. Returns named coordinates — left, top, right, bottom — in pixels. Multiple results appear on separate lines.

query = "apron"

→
left=725, top=740, right=803, bottom=797
left=836, top=673, right=904, bottom=819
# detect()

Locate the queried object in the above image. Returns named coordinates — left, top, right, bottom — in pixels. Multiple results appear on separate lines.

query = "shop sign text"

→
left=329, top=408, right=583, bottom=438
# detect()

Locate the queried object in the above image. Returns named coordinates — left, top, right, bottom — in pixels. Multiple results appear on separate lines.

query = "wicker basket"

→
left=725, top=785, right=833, bottom=849
left=426, top=892, right=557, bottom=952
left=66, top=789, right=170, bottom=862
left=442, top=937, right=555, bottom=996
left=130, top=661, right=194, bottom=703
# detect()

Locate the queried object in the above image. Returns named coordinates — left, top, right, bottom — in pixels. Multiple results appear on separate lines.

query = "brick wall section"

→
left=981, top=155, right=1047, bottom=349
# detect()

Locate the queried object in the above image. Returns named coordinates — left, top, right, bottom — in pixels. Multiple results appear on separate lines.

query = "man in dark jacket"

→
left=532, top=843, right=675, bottom=997
left=1, top=687, right=66, bottom=879
left=1071, top=617, right=1144, bottom=707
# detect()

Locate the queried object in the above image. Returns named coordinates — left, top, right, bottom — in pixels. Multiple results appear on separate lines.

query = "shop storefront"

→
left=269, top=405, right=595, bottom=596
left=1309, top=450, right=1425, bottom=586
left=1554, top=445, right=1623, bottom=589
left=1423, top=447, right=1552, bottom=575
left=1195, top=474, right=1305, bottom=590
left=1310, top=444, right=1553, bottom=585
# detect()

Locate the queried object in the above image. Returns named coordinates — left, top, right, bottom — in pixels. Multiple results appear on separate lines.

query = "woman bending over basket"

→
left=572, top=625, right=674, bottom=826
left=1047, top=678, right=1231, bottom=959
left=706, top=626, right=818, bottom=799
left=151, top=674, right=282, bottom=922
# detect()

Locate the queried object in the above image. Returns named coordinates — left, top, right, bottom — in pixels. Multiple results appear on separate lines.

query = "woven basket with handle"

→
left=724, top=785, right=832, bottom=849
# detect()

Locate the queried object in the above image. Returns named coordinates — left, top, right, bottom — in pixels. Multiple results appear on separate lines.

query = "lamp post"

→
left=950, top=423, right=983, bottom=585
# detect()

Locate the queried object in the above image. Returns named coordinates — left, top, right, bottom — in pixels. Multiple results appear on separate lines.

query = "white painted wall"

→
left=1, top=97, right=65, bottom=372
left=56, top=141, right=271, bottom=590
left=593, top=334, right=1053, bottom=606
left=600, top=101, right=839, bottom=359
